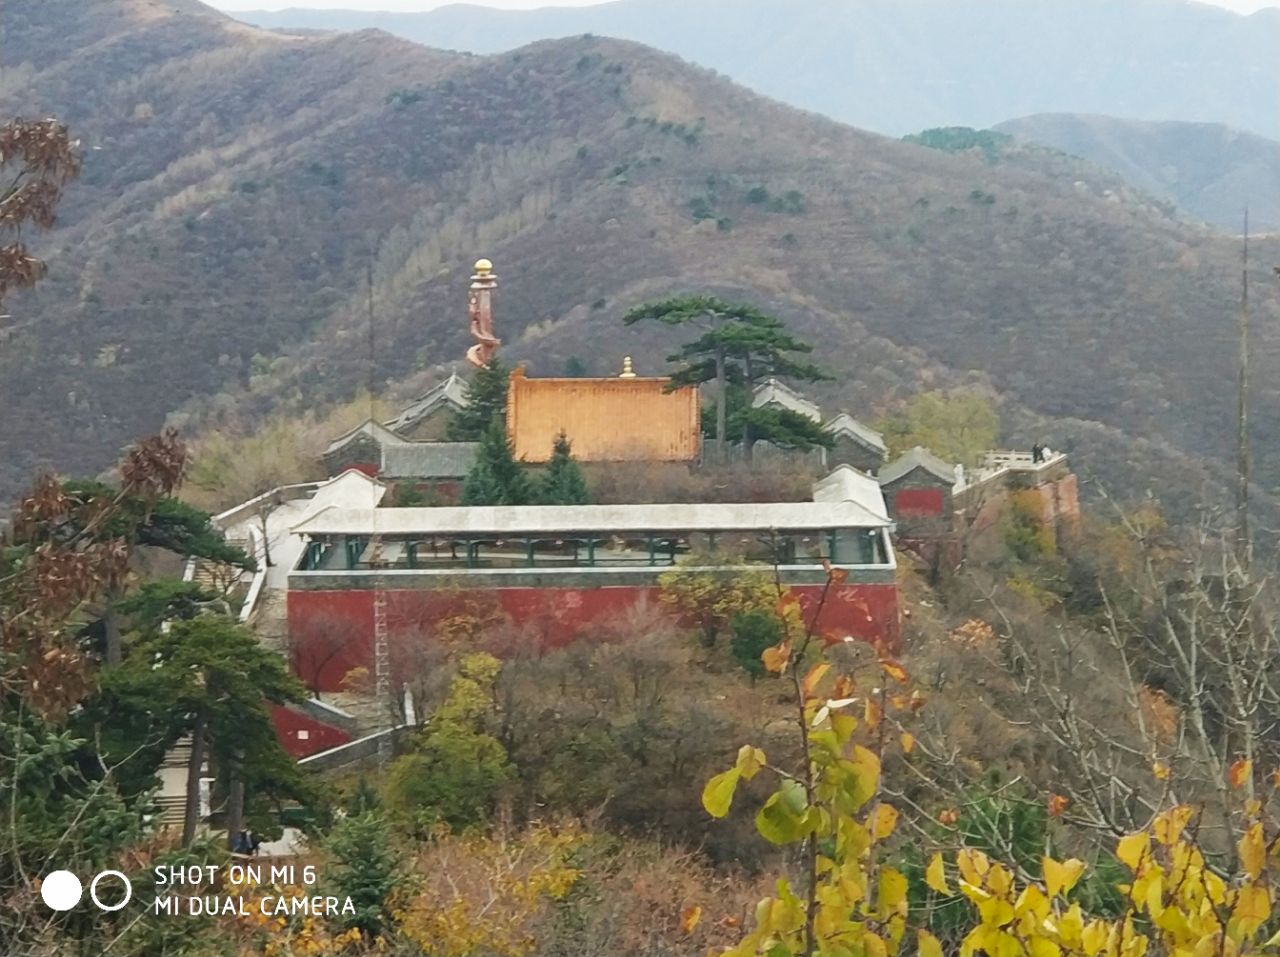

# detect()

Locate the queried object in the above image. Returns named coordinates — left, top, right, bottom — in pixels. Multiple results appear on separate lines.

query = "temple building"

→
left=286, top=465, right=900, bottom=691
left=203, top=253, right=1086, bottom=774
left=383, top=371, right=469, bottom=441
left=507, top=360, right=702, bottom=463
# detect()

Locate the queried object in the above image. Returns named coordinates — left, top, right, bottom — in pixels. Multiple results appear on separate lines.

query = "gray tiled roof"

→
left=823, top=412, right=888, bottom=455
left=751, top=378, right=823, bottom=422
left=384, top=371, right=469, bottom=434
left=877, top=446, right=959, bottom=487
left=380, top=441, right=479, bottom=479
left=324, top=419, right=404, bottom=456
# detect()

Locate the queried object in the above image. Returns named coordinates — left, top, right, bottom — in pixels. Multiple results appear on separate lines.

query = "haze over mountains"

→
left=1, top=0, right=1278, bottom=528
left=996, top=115, right=1280, bottom=233
left=233, top=0, right=1280, bottom=139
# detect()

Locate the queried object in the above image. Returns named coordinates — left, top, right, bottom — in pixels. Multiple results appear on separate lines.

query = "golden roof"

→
left=507, top=370, right=701, bottom=463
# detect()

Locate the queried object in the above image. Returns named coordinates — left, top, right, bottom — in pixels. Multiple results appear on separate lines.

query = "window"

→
left=833, top=528, right=889, bottom=565
left=593, top=534, right=659, bottom=566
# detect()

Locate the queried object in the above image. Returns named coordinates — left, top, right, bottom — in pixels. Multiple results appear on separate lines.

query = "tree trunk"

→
left=715, top=345, right=727, bottom=464
left=226, top=758, right=245, bottom=853
left=182, top=711, right=207, bottom=848
left=743, top=353, right=755, bottom=466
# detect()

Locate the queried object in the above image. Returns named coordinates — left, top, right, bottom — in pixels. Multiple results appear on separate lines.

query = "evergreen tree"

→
left=710, top=382, right=835, bottom=454
left=326, top=810, right=398, bottom=940
left=462, top=417, right=533, bottom=506
left=61, top=479, right=253, bottom=666
left=446, top=359, right=511, bottom=441
left=95, top=616, right=307, bottom=846
left=729, top=610, right=784, bottom=681
left=537, top=431, right=590, bottom=505
left=623, top=297, right=830, bottom=460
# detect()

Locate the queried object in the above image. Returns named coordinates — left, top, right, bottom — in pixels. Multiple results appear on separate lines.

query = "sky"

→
left=204, top=0, right=1280, bottom=11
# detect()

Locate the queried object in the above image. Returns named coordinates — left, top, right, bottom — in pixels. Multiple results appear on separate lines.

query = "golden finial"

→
left=473, top=258, right=493, bottom=275
left=619, top=356, right=637, bottom=378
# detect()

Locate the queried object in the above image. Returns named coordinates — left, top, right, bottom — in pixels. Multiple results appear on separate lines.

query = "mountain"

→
left=2, top=0, right=1279, bottom=528
left=992, top=114, right=1280, bottom=233
left=232, top=0, right=1280, bottom=140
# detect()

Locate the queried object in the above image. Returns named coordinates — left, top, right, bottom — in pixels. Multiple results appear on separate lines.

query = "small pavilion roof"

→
left=752, top=378, right=823, bottom=423
left=324, top=419, right=404, bottom=456
left=877, top=446, right=960, bottom=488
left=823, top=413, right=888, bottom=455
left=383, top=371, right=469, bottom=434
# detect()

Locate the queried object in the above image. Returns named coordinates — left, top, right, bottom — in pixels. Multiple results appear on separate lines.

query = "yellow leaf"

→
left=1116, top=832, right=1150, bottom=871
left=863, top=931, right=888, bottom=957
left=848, top=745, right=881, bottom=810
left=1043, top=857, right=1086, bottom=898
left=1229, top=757, right=1253, bottom=790
left=918, top=929, right=944, bottom=957
left=1047, top=794, right=1070, bottom=817
left=880, top=659, right=909, bottom=683
left=879, top=867, right=909, bottom=914
left=900, top=731, right=916, bottom=754
left=871, top=803, right=899, bottom=840
left=762, top=640, right=792, bottom=674
left=735, top=745, right=766, bottom=781
left=701, top=768, right=741, bottom=818
left=802, top=662, right=830, bottom=699
left=864, top=696, right=883, bottom=731
left=1152, top=805, right=1194, bottom=846
left=926, top=852, right=951, bottom=895
left=680, top=905, right=702, bottom=934
left=1238, top=821, right=1265, bottom=880
left=1233, top=884, right=1271, bottom=936
left=1029, top=938, right=1061, bottom=957
left=958, top=848, right=991, bottom=886
left=1153, top=761, right=1170, bottom=780
left=977, top=896, right=1015, bottom=928
left=1081, top=920, right=1110, bottom=957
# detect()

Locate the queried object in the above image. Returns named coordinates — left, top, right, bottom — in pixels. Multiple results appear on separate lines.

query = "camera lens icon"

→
left=41, top=870, right=132, bottom=912
left=40, top=871, right=82, bottom=911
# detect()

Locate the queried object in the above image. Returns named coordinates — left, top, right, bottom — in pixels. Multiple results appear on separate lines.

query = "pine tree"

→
left=537, top=431, right=590, bottom=505
left=462, top=417, right=532, bottom=506
left=623, top=297, right=830, bottom=460
left=446, top=359, right=511, bottom=441
left=326, top=810, right=398, bottom=940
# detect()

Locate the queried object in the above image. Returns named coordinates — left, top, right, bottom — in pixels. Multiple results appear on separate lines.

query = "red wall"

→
left=288, top=582, right=899, bottom=692
left=270, top=705, right=354, bottom=759
left=894, top=487, right=945, bottom=517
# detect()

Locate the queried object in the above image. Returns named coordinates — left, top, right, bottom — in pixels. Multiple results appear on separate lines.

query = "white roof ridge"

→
left=290, top=499, right=893, bottom=536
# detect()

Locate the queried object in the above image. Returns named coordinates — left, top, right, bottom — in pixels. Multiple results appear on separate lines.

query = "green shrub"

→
left=325, top=811, right=398, bottom=938
left=729, top=611, right=783, bottom=680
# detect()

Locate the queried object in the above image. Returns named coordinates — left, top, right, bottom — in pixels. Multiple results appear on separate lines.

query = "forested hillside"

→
left=1, top=0, right=1278, bottom=528
left=995, top=114, right=1280, bottom=232
left=235, top=0, right=1280, bottom=138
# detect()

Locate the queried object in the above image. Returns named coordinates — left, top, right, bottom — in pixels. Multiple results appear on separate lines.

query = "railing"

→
left=964, top=449, right=1068, bottom=489
left=298, top=725, right=413, bottom=773
left=238, top=525, right=269, bottom=624
left=210, top=481, right=324, bottom=532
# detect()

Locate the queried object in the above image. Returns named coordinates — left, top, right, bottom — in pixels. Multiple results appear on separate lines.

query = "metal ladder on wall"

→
left=371, top=535, right=391, bottom=762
